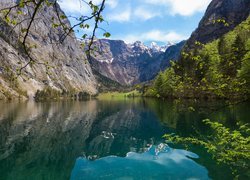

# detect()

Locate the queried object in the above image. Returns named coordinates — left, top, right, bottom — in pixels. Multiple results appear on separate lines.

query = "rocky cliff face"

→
left=90, top=39, right=185, bottom=85
left=0, top=0, right=97, bottom=99
left=186, top=0, right=250, bottom=48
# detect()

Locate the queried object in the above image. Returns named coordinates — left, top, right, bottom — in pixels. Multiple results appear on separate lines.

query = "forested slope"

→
left=146, top=17, right=250, bottom=99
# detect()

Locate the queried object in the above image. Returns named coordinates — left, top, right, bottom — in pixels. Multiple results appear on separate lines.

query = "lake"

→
left=0, top=98, right=249, bottom=180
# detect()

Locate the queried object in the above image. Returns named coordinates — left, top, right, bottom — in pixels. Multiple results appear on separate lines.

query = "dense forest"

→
left=145, top=17, right=250, bottom=100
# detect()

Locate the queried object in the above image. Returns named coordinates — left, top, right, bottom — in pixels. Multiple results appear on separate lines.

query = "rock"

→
left=89, top=39, right=185, bottom=85
left=0, top=0, right=97, bottom=99
left=186, top=0, right=250, bottom=48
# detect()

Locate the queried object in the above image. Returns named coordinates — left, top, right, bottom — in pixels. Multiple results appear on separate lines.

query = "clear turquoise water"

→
left=71, top=144, right=209, bottom=180
left=0, top=99, right=249, bottom=180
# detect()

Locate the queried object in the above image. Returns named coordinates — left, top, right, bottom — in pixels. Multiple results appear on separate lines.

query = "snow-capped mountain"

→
left=89, top=39, right=185, bottom=85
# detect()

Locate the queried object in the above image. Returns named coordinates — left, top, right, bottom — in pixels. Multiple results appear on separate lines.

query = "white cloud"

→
left=119, top=30, right=187, bottom=43
left=106, top=5, right=160, bottom=23
left=104, top=0, right=211, bottom=23
left=106, top=0, right=118, bottom=9
left=106, top=6, right=131, bottom=22
left=134, top=6, right=160, bottom=20
left=58, top=0, right=117, bottom=14
left=58, top=0, right=89, bottom=14
left=144, top=0, right=212, bottom=16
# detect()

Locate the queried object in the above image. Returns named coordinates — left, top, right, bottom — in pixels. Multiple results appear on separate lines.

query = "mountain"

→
left=89, top=39, right=185, bottom=86
left=186, top=0, right=250, bottom=48
left=147, top=0, right=250, bottom=99
left=0, top=1, right=97, bottom=100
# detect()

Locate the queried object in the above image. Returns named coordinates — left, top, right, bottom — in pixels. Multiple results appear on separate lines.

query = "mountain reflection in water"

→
left=0, top=99, right=248, bottom=180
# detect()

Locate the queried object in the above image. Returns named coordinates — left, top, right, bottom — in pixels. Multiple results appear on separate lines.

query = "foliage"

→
left=34, top=87, right=92, bottom=101
left=148, top=17, right=250, bottom=100
left=97, top=90, right=142, bottom=100
left=238, top=51, right=250, bottom=94
left=35, top=87, right=61, bottom=100
left=164, top=119, right=250, bottom=178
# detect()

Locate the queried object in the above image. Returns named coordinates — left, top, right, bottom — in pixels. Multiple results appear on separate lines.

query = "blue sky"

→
left=58, top=0, right=212, bottom=45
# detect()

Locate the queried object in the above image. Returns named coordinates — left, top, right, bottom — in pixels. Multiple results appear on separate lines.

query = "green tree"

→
left=218, top=35, right=234, bottom=77
left=238, top=52, right=250, bottom=94
left=164, top=119, right=250, bottom=178
left=161, top=67, right=181, bottom=97
left=154, top=72, right=164, bottom=97
left=230, top=35, right=246, bottom=76
left=218, top=35, right=228, bottom=55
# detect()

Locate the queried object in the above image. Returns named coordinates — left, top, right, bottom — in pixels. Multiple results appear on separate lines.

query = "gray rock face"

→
left=90, top=39, right=185, bottom=85
left=0, top=0, right=97, bottom=99
left=186, top=0, right=250, bottom=48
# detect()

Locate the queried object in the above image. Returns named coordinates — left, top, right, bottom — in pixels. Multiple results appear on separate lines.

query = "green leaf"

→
left=103, top=32, right=111, bottom=38
left=82, top=34, right=88, bottom=39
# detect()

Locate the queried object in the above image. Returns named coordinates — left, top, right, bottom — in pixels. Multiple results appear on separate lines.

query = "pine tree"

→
left=154, top=72, right=163, bottom=96
left=231, top=35, right=246, bottom=76
left=218, top=35, right=228, bottom=55
left=218, top=35, right=233, bottom=77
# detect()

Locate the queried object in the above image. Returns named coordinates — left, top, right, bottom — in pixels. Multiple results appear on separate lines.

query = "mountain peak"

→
left=186, top=0, right=250, bottom=48
left=130, top=41, right=149, bottom=51
left=150, top=41, right=174, bottom=52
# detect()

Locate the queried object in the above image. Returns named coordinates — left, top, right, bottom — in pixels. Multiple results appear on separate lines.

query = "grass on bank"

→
left=97, top=90, right=142, bottom=100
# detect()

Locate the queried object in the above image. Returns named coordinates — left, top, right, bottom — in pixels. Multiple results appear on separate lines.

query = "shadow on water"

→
left=0, top=99, right=249, bottom=179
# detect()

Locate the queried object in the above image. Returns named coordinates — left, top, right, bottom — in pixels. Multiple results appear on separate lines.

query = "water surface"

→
left=0, top=98, right=249, bottom=179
